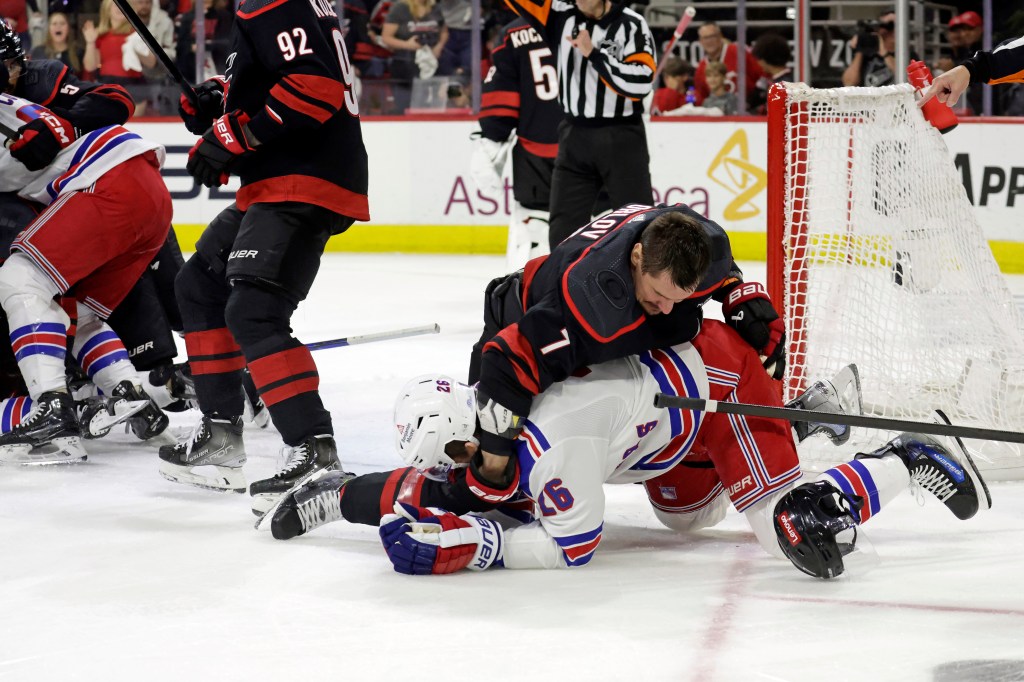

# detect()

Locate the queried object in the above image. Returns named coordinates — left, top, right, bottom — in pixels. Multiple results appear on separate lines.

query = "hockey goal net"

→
left=766, top=82, right=1024, bottom=480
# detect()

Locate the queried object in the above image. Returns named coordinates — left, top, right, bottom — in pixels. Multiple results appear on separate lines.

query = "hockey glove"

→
left=380, top=502, right=504, bottom=575
left=475, top=389, right=525, bottom=458
left=186, top=110, right=255, bottom=188
left=721, top=281, right=786, bottom=380
left=9, top=111, right=79, bottom=171
left=179, top=76, right=228, bottom=135
left=469, top=132, right=510, bottom=194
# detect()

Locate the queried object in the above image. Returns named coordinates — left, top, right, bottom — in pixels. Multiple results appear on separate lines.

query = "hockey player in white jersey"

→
left=0, top=91, right=172, bottom=463
left=376, top=320, right=990, bottom=577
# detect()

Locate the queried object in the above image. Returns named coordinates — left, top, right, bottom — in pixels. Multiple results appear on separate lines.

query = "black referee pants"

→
left=548, top=118, right=653, bottom=248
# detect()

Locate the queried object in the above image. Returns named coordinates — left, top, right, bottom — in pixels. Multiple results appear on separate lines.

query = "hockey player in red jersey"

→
left=160, top=0, right=370, bottom=512
left=472, top=17, right=562, bottom=268
left=465, top=204, right=786, bottom=508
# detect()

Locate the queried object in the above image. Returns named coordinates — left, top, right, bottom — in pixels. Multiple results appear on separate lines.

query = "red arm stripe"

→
left=483, top=325, right=541, bottom=395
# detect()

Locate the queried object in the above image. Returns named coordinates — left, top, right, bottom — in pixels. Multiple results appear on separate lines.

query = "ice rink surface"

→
left=2, top=255, right=1024, bottom=682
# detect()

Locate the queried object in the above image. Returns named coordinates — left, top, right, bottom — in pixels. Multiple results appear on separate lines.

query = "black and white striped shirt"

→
left=506, top=0, right=656, bottom=121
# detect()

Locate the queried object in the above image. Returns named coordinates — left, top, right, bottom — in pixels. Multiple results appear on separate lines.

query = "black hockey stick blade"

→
left=0, top=119, right=18, bottom=140
left=653, top=393, right=1024, bottom=445
left=306, top=323, right=440, bottom=352
left=111, top=0, right=198, bottom=105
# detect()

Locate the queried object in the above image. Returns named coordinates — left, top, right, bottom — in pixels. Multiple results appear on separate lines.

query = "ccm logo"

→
left=777, top=511, right=802, bottom=546
left=42, top=113, right=71, bottom=144
left=726, top=282, right=766, bottom=305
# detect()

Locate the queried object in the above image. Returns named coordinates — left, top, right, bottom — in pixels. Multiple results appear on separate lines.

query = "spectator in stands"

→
left=129, top=0, right=175, bottom=113
left=842, top=8, right=916, bottom=88
left=694, top=21, right=762, bottom=106
left=437, top=0, right=471, bottom=76
left=700, top=61, right=736, bottom=114
left=173, top=0, right=233, bottom=81
left=651, top=57, right=694, bottom=115
left=83, top=0, right=152, bottom=113
left=750, top=31, right=792, bottom=114
left=29, top=10, right=83, bottom=74
left=0, top=0, right=40, bottom=51
left=381, top=0, right=448, bottom=113
left=947, top=11, right=984, bottom=114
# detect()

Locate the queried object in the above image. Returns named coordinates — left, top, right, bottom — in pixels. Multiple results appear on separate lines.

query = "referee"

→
left=505, top=0, right=657, bottom=248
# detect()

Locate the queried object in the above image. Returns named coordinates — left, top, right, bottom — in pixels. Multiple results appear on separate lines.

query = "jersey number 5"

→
left=528, top=47, right=558, bottom=101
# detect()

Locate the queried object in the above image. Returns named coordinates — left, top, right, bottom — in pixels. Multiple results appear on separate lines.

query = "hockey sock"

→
left=818, top=455, right=910, bottom=525
left=0, top=253, right=69, bottom=399
left=0, top=396, right=34, bottom=433
left=73, top=305, right=137, bottom=394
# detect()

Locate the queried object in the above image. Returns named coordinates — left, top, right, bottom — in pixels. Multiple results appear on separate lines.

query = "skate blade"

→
left=0, top=437, right=87, bottom=465
left=158, top=460, right=247, bottom=493
left=932, top=409, right=993, bottom=513
left=253, top=466, right=336, bottom=530
left=86, top=400, right=150, bottom=438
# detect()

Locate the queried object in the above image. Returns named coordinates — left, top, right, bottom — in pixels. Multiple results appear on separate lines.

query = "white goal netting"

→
left=768, top=83, right=1024, bottom=479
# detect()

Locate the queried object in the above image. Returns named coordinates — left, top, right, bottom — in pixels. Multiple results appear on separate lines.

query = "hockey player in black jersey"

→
left=161, top=0, right=370, bottom=513
left=474, top=17, right=562, bottom=267
left=464, top=203, right=786, bottom=495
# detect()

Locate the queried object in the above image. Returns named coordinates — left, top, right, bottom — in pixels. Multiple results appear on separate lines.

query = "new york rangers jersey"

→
left=0, top=94, right=163, bottom=205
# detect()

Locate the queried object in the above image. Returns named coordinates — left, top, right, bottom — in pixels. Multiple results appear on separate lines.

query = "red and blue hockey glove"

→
left=721, top=281, right=787, bottom=380
left=179, top=76, right=228, bottom=135
left=9, top=110, right=79, bottom=171
left=380, top=502, right=504, bottom=575
left=186, top=110, right=255, bottom=188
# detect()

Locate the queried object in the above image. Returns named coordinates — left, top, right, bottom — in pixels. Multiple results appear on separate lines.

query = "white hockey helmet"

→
left=393, top=374, right=478, bottom=474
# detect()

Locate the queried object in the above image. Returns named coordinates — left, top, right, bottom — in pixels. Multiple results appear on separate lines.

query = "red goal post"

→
left=765, top=82, right=1024, bottom=479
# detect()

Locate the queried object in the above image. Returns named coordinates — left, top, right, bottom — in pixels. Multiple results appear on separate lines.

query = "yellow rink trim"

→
left=172, top=224, right=1024, bottom=274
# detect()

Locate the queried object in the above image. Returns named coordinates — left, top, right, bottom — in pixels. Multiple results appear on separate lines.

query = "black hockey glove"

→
left=187, top=110, right=256, bottom=188
left=9, top=111, right=80, bottom=172
left=179, top=76, right=228, bottom=136
left=721, top=281, right=786, bottom=380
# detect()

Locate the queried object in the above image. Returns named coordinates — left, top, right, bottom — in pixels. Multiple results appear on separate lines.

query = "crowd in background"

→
left=2, top=0, right=1020, bottom=117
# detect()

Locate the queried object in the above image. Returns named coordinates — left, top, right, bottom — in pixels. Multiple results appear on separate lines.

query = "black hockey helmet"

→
left=773, top=480, right=864, bottom=580
left=0, top=20, right=26, bottom=87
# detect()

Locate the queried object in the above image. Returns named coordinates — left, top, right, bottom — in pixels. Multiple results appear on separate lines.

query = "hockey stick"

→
left=653, top=394, right=1024, bottom=444
left=306, top=323, right=440, bottom=352
left=0, top=120, right=18, bottom=141
left=651, top=6, right=697, bottom=85
left=111, top=0, right=198, bottom=104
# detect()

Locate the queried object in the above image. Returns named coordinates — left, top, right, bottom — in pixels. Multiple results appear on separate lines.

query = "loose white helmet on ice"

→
left=393, top=374, right=477, bottom=474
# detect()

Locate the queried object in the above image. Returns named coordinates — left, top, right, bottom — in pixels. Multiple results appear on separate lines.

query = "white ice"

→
left=2, top=255, right=1023, bottom=682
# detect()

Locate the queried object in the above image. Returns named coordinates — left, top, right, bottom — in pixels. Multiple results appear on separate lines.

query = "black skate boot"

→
left=111, top=380, right=169, bottom=440
left=0, top=391, right=85, bottom=464
left=146, top=362, right=196, bottom=413
left=258, top=469, right=356, bottom=538
left=789, top=364, right=862, bottom=445
left=76, top=394, right=151, bottom=439
left=249, top=435, right=340, bottom=516
left=856, top=411, right=992, bottom=520
left=158, top=414, right=246, bottom=492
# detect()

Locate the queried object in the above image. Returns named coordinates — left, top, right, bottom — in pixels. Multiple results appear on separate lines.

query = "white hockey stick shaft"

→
left=652, top=6, right=697, bottom=84
left=653, top=393, right=1024, bottom=444
left=306, top=323, right=440, bottom=352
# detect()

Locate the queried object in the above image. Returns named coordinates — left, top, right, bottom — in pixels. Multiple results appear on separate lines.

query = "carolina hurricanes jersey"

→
left=224, top=0, right=370, bottom=222
left=480, top=18, right=561, bottom=160
left=0, top=94, right=163, bottom=204
left=479, top=203, right=741, bottom=420
left=13, top=59, right=135, bottom=129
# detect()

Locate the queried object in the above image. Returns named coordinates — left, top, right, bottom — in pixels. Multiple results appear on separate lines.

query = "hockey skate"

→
left=256, top=469, right=355, bottom=537
left=857, top=410, right=992, bottom=520
left=77, top=395, right=151, bottom=439
left=146, top=362, right=196, bottom=413
left=241, top=368, right=270, bottom=429
left=0, top=391, right=86, bottom=464
left=249, top=435, right=341, bottom=516
left=789, top=364, right=862, bottom=445
left=158, top=415, right=246, bottom=492
left=111, top=380, right=169, bottom=440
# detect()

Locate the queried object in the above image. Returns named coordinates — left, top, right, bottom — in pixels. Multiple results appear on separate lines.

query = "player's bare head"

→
left=752, top=33, right=791, bottom=69
left=394, top=374, right=478, bottom=477
left=0, top=21, right=25, bottom=93
left=638, top=211, right=711, bottom=291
